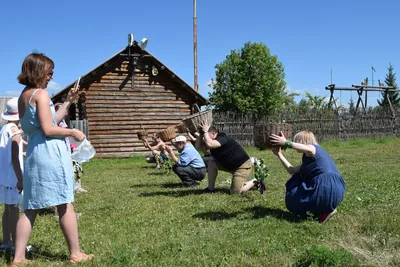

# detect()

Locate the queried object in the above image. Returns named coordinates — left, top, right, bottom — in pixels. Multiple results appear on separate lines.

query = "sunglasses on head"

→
left=48, top=71, right=54, bottom=77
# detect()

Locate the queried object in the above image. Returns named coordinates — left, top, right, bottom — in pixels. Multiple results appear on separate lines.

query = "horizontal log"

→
left=87, top=108, right=190, bottom=113
left=87, top=85, right=187, bottom=93
left=86, top=100, right=186, bottom=105
left=89, top=124, right=179, bottom=130
left=85, top=92, right=189, bottom=100
left=94, top=146, right=145, bottom=152
left=88, top=117, right=186, bottom=122
left=89, top=133, right=178, bottom=140
left=93, top=143, right=143, bottom=148
left=93, top=77, right=172, bottom=84
left=98, top=75, right=174, bottom=83
left=86, top=87, right=193, bottom=96
left=87, top=95, right=180, bottom=101
left=92, top=139, right=144, bottom=144
left=89, top=128, right=179, bottom=134
left=88, top=120, right=181, bottom=126
left=87, top=103, right=188, bottom=108
left=91, top=138, right=174, bottom=144
left=96, top=152, right=141, bottom=158
left=88, top=111, right=189, bottom=118
left=90, top=134, right=141, bottom=140
left=87, top=83, right=181, bottom=89
left=88, top=80, right=179, bottom=87
left=86, top=90, right=180, bottom=96
left=88, top=83, right=190, bottom=91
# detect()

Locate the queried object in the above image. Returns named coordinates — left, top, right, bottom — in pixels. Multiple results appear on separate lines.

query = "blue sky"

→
left=1, top=0, right=399, bottom=107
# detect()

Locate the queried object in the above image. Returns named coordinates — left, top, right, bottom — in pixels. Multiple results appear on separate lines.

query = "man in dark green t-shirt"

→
left=197, top=121, right=256, bottom=194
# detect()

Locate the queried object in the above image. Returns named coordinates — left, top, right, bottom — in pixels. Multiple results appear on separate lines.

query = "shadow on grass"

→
left=130, top=182, right=185, bottom=189
left=0, top=249, right=12, bottom=264
left=148, top=172, right=168, bottom=176
left=193, top=211, right=240, bottom=221
left=138, top=188, right=230, bottom=197
left=38, top=207, right=55, bottom=216
left=160, top=183, right=186, bottom=188
left=0, top=244, right=69, bottom=264
left=28, top=246, right=69, bottom=262
left=245, top=206, right=304, bottom=222
left=141, top=166, right=156, bottom=169
left=192, top=206, right=304, bottom=223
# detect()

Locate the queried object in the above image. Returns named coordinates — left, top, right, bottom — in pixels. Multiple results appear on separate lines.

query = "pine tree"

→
left=348, top=98, right=356, bottom=115
left=378, top=64, right=400, bottom=107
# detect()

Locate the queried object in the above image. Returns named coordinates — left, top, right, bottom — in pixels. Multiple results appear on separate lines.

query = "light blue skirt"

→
left=23, top=134, right=74, bottom=210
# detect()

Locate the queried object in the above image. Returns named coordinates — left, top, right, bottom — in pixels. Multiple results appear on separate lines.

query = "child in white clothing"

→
left=0, top=98, right=24, bottom=250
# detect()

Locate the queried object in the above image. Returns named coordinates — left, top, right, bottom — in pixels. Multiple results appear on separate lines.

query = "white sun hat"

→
left=171, top=135, right=187, bottom=143
left=1, top=98, right=19, bottom=121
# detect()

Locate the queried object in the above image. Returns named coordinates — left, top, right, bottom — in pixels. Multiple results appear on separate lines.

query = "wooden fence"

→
left=213, top=110, right=400, bottom=146
left=69, top=120, right=89, bottom=139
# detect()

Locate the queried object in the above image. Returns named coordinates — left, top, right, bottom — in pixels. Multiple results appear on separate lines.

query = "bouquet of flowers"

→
left=253, top=158, right=269, bottom=194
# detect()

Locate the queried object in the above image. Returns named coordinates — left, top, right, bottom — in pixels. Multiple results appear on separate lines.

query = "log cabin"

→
left=51, top=41, right=210, bottom=158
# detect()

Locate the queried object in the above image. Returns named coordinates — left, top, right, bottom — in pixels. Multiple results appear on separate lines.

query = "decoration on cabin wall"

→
left=128, top=34, right=134, bottom=47
left=139, top=38, right=148, bottom=50
left=151, top=66, right=159, bottom=76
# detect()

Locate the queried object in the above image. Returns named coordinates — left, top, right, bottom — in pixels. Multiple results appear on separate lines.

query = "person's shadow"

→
left=193, top=211, right=240, bottom=221
left=130, top=182, right=187, bottom=189
left=0, top=243, right=69, bottom=264
left=192, top=206, right=304, bottom=223
left=245, top=206, right=304, bottom=222
left=138, top=188, right=230, bottom=197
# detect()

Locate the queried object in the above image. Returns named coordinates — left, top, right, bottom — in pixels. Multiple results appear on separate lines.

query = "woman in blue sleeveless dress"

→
left=12, top=53, right=93, bottom=266
left=269, top=131, right=346, bottom=223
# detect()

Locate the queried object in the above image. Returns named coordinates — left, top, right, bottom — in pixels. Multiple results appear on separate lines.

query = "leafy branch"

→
left=162, top=158, right=174, bottom=174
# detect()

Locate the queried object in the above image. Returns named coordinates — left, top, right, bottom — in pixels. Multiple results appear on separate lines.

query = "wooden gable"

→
left=52, top=45, right=209, bottom=158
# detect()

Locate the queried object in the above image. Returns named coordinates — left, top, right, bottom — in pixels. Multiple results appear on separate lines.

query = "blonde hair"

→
left=293, top=131, right=317, bottom=145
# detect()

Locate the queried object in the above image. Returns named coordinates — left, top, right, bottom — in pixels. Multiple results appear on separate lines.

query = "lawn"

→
left=1, top=138, right=400, bottom=266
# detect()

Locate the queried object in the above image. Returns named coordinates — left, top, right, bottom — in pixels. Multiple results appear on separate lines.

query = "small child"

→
left=52, top=104, right=83, bottom=218
left=0, top=98, right=24, bottom=250
left=54, top=103, right=87, bottom=194
left=142, top=133, right=169, bottom=169
left=70, top=144, right=87, bottom=194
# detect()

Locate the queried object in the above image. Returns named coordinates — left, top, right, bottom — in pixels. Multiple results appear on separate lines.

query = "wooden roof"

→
left=51, top=42, right=210, bottom=105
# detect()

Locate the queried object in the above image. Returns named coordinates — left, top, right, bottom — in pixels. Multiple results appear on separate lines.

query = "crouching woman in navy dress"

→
left=269, top=131, right=346, bottom=223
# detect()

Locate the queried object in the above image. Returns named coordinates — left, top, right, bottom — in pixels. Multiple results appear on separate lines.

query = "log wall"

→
left=82, top=59, right=196, bottom=158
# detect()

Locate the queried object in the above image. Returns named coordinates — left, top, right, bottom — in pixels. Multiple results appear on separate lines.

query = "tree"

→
left=378, top=63, right=400, bottom=107
left=296, top=98, right=310, bottom=113
left=348, top=98, right=356, bottom=115
left=209, top=42, right=287, bottom=115
left=304, top=92, right=328, bottom=109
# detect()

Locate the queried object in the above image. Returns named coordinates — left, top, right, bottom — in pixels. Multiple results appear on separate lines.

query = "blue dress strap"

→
left=28, top=89, right=40, bottom=106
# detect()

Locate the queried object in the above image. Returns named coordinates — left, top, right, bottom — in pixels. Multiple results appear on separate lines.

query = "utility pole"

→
left=193, top=0, right=198, bottom=91
left=367, top=66, right=376, bottom=107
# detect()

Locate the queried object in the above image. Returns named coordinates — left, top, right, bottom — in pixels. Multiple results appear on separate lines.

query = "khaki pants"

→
left=204, top=156, right=253, bottom=194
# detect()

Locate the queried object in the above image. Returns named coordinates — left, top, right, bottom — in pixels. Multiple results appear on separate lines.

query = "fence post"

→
left=338, top=113, right=344, bottom=140
left=69, top=120, right=89, bottom=139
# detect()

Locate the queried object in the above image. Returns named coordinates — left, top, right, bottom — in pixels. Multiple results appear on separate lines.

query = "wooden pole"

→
left=193, top=0, right=198, bottom=91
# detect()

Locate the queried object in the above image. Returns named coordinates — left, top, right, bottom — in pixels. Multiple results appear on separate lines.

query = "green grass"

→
left=1, top=138, right=400, bottom=266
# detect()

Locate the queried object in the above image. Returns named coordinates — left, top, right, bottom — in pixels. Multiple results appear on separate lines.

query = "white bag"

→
left=71, top=139, right=96, bottom=163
